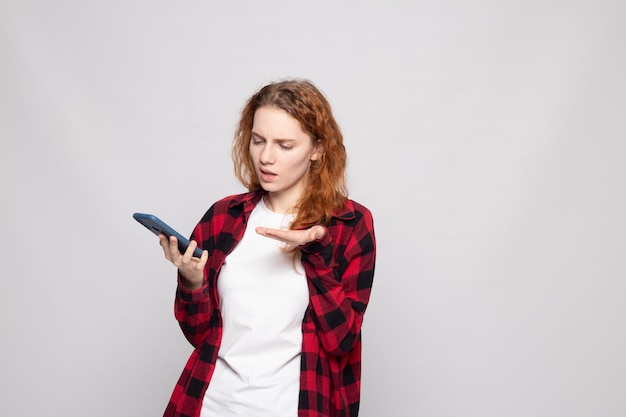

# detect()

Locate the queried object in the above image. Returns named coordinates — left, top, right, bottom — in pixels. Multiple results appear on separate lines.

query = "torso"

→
left=200, top=199, right=309, bottom=417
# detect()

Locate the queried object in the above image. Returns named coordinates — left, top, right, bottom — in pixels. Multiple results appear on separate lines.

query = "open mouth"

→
left=259, top=168, right=277, bottom=182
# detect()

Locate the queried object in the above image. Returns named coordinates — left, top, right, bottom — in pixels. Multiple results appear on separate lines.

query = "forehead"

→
left=252, top=106, right=310, bottom=140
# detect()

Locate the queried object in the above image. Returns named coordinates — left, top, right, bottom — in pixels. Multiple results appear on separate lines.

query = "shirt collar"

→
left=227, top=189, right=356, bottom=221
left=227, top=189, right=264, bottom=215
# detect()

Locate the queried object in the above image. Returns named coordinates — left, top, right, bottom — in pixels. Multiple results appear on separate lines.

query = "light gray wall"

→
left=1, top=1, right=625, bottom=416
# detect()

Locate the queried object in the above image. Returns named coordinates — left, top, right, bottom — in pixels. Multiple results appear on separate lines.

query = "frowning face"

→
left=250, top=106, right=321, bottom=211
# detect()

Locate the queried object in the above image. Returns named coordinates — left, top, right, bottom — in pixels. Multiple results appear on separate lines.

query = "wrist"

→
left=179, top=270, right=204, bottom=290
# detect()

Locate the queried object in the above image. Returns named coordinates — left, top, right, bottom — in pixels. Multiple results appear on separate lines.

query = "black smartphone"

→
left=133, top=213, right=203, bottom=258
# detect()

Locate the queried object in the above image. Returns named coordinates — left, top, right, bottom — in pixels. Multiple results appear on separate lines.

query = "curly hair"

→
left=232, top=79, right=348, bottom=229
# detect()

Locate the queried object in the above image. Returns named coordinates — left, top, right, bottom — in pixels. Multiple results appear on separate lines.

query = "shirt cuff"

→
left=176, top=274, right=209, bottom=303
left=299, top=227, right=331, bottom=254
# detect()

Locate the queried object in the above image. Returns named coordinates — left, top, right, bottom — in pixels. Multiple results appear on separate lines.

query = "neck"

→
left=264, top=192, right=298, bottom=215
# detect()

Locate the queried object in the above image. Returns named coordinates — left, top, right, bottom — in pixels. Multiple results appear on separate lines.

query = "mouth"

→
left=259, top=167, right=277, bottom=182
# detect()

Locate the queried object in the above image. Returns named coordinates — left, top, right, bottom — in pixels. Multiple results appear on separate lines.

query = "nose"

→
left=259, top=143, right=275, bottom=164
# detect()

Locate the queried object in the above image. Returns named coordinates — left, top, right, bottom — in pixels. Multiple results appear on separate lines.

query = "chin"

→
left=258, top=181, right=277, bottom=192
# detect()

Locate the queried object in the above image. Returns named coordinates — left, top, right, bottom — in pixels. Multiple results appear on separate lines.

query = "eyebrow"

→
left=251, top=132, right=298, bottom=143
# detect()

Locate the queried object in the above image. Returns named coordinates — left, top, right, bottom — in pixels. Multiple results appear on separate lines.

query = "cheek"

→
left=248, top=146, right=259, bottom=162
left=287, top=153, right=312, bottom=171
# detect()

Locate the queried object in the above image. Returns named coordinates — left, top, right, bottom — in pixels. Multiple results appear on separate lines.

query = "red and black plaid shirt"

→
left=164, top=190, right=376, bottom=417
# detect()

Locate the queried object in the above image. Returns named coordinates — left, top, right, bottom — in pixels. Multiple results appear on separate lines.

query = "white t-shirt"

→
left=200, top=199, right=309, bottom=417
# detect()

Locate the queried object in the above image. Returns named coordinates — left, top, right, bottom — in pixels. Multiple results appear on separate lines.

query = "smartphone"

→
left=133, top=213, right=204, bottom=258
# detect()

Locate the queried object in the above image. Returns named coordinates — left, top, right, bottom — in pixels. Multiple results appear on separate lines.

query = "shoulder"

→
left=197, top=190, right=264, bottom=225
left=209, top=190, right=263, bottom=213
left=194, top=190, right=262, bottom=233
left=329, top=199, right=375, bottom=247
left=333, top=198, right=374, bottom=224
left=347, top=199, right=373, bottom=218
left=327, top=199, right=376, bottom=258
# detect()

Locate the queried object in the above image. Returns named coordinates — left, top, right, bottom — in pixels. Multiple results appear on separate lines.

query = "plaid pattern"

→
left=164, top=190, right=376, bottom=417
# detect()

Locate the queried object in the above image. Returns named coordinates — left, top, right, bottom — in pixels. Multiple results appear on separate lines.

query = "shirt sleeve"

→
left=299, top=206, right=376, bottom=356
left=174, top=276, right=213, bottom=348
left=172, top=210, right=217, bottom=348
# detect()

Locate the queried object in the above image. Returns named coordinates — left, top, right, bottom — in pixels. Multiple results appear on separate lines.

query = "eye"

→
left=279, top=143, right=294, bottom=150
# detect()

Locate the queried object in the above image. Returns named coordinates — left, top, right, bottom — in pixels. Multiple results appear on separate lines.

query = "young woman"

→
left=158, top=79, right=376, bottom=417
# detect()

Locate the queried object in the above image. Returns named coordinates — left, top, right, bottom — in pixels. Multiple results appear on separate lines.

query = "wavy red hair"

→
left=232, top=79, right=347, bottom=228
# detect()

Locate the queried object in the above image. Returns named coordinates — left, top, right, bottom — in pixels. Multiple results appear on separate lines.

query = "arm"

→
left=174, top=274, right=214, bottom=348
left=167, top=209, right=217, bottom=348
left=161, top=193, right=254, bottom=348
left=254, top=203, right=376, bottom=357
left=301, top=209, right=376, bottom=356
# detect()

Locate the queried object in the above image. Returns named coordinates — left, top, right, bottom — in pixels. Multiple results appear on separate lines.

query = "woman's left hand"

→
left=255, top=225, right=326, bottom=250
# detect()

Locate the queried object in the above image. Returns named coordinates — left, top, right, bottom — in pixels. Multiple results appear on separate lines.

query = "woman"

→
left=158, top=79, right=376, bottom=417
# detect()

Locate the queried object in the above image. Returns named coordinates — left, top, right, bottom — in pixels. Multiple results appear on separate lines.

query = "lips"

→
left=259, top=168, right=277, bottom=182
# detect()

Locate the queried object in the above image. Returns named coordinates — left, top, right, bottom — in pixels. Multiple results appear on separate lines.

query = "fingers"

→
left=158, top=234, right=206, bottom=289
left=168, top=236, right=183, bottom=264
left=255, top=226, right=280, bottom=239
left=180, top=239, right=197, bottom=263
left=310, top=225, right=326, bottom=241
left=199, top=249, right=209, bottom=265
left=255, top=225, right=326, bottom=246
left=159, top=235, right=206, bottom=266
left=255, top=227, right=294, bottom=244
left=158, top=234, right=173, bottom=260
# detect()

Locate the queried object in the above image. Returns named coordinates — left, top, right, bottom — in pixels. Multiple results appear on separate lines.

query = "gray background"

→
left=1, top=1, right=625, bottom=416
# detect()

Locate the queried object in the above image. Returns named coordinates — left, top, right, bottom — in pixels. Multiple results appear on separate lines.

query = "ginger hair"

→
left=232, top=79, right=347, bottom=228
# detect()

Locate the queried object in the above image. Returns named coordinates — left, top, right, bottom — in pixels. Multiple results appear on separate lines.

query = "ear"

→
left=311, top=144, right=323, bottom=161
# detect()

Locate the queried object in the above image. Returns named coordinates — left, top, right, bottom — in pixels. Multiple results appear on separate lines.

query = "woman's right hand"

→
left=158, top=234, right=208, bottom=290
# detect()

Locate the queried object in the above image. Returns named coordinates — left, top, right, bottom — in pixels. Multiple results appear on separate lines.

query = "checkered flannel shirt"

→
left=164, top=190, right=376, bottom=417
